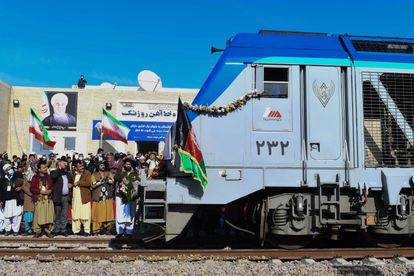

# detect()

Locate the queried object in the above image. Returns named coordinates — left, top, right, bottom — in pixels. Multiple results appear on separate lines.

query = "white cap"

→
left=2, top=164, right=12, bottom=171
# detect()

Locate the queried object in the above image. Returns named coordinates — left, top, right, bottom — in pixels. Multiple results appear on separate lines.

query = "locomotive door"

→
left=305, top=66, right=344, bottom=171
left=251, top=64, right=300, bottom=167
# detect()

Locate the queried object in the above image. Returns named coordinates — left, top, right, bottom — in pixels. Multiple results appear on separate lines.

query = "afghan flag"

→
left=102, top=108, right=130, bottom=144
left=29, top=108, right=56, bottom=147
left=174, top=98, right=208, bottom=190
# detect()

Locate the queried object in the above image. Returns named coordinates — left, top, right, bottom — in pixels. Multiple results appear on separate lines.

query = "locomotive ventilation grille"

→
left=363, top=72, right=414, bottom=168
left=352, top=40, right=414, bottom=54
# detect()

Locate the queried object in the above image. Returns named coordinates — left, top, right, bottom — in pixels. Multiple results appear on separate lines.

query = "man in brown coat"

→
left=30, top=161, right=54, bottom=238
left=21, top=176, right=34, bottom=235
left=71, top=161, right=91, bottom=235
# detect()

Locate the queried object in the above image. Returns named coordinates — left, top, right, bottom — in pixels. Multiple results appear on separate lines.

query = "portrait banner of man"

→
left=42, top=91, right=78, bottom=131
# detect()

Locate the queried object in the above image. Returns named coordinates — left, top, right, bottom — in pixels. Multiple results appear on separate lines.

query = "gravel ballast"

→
left=0, top=258, right=412, bottom=275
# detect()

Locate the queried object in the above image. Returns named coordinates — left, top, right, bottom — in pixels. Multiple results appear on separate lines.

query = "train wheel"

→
left=267, top=234, right=314, bottom=249
left=363, top=232, right=409, bottom=248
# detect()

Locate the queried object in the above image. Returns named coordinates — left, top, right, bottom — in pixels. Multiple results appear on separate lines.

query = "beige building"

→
left=0, top=82, right=197, bottom=156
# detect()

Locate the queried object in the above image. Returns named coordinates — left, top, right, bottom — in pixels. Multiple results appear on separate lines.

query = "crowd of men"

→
left=0, top=149, right=162, bottom=238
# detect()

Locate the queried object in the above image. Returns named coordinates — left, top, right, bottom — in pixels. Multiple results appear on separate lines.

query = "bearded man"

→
left=30, top=161, right=54, bottom=238
left=114, top=159, right=140, bottom=238
left=71, top=161, right=91, bottom=236
left=91, top=161, right=115, bottom=235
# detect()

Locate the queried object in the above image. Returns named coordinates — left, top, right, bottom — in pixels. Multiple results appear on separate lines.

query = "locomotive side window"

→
left=262, top=67, right=289, bottom=98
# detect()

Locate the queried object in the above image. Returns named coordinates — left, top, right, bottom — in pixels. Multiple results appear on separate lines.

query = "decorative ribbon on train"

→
left=183, top=91, right=258, bottom=114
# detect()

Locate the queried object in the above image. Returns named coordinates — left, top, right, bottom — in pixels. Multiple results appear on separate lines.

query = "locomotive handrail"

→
left=344, top=140, right=350, bottom=186
left=301, top=138, right=307, bottom=186
left=344, top=140, right=350, bottom=165
left=301, top=139, right=307, bottom=162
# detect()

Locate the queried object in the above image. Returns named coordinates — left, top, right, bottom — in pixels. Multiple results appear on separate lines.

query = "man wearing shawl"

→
left=91, top=161, right=115, bottom=235
left=114, top=159, right=140, bottom=238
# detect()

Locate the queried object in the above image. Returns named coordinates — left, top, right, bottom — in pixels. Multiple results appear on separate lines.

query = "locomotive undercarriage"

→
left=145, top=179, right=414, bottom=251
left=248, top=187, right=414, bottom=248
left=163, top=185, right=414, bottom=249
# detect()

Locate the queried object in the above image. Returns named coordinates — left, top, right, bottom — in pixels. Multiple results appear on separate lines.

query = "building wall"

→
left=7, top=86, right=197, bottom=155
left=0, top=81, right=11, bottom=153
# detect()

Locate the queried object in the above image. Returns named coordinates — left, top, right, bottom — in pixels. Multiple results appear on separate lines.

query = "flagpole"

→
left=99, top=128, right=103, bottom=149
left=29, top=125, right=34, bottom=153
left=29, top=108, right=33, bottom=153
left=98, top=108, right=103, bottom=149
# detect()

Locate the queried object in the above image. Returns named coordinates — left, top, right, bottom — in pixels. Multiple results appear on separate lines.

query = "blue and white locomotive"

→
left=143, top=30, right=414, bottom=248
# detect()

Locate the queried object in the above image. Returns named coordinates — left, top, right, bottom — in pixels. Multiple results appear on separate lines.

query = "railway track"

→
left=0, top=236, right=413, bottom=261
left=0, top=236, right=116, bottom=244
left=1, top=247, right=414, bottom=260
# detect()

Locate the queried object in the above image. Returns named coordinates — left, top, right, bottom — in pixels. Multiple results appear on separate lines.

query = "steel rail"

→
left=0, top=236, right=116, bottom=244
left=0, top=247, right=413, bottom=260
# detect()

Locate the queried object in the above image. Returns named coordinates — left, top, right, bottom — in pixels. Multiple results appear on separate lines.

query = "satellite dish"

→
left=100, top=82, right=113, bottom=88
left=138, top=70, right=162, bottom=91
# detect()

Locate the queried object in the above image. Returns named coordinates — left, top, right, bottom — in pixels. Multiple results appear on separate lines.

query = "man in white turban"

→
left=0, top=164, right=24, bottom=235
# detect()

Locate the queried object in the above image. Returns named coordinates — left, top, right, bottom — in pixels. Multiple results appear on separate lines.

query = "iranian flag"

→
left=41, top=91, right=50, bottom=119
left=29, top=108, right=56, bottom=147
left=102, top=108, right=130, bottom=144
left=174, top=98, right=208, bottom=190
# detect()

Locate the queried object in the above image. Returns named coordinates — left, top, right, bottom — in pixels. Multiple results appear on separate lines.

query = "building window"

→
left=64, top=137, right=76, bottom=151
left=262, top=67, right=289, bottom=98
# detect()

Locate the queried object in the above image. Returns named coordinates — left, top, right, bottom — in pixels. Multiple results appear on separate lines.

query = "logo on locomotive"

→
left=263, top=107, right=282, bottom=121
left=312, top=80, right=335, bottom=107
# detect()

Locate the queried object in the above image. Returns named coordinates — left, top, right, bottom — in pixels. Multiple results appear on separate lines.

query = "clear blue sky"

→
left=0, top=0, right=413, bottom=89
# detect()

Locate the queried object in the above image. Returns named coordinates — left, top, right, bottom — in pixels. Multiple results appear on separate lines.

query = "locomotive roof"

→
left=231, top=33, right=348, bottom=61
left=229, top=32, right=414, bottom=66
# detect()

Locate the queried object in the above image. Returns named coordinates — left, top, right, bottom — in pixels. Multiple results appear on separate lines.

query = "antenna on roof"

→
left=137, top=70, right=163, bottom=92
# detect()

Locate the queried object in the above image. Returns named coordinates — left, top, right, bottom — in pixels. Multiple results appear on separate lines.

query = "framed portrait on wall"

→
left=41, top=91, right=78, bottom=131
